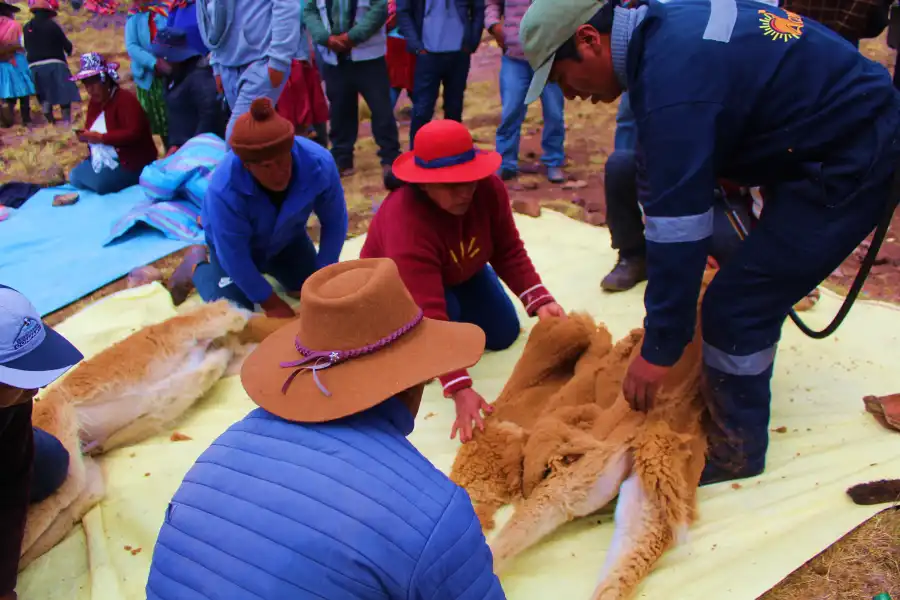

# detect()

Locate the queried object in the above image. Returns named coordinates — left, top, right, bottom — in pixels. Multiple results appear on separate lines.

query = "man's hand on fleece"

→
left=451, top=387, right=493, bottom=443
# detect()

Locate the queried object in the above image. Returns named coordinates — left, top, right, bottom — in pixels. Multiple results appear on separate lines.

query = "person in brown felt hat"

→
left=147, top=258, right=508, bottom=600
left=169, top=96, right=349, bottom=318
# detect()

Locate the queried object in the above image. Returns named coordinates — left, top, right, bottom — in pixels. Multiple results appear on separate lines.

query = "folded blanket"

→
left=104, top=134, right=227, bottom=245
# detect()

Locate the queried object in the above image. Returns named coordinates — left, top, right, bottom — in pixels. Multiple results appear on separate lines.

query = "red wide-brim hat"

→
left=392, top=119, right=502, bottom=184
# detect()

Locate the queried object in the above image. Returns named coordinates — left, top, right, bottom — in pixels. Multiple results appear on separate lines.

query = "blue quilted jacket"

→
left=146, top=397, right=507, bottom=599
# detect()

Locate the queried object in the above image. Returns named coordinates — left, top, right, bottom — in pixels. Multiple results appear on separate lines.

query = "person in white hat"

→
left=0, top=285, right=83, bottom=600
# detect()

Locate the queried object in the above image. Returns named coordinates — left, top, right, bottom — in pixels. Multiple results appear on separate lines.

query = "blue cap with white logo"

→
left=0, top=285, right=83, bottom=389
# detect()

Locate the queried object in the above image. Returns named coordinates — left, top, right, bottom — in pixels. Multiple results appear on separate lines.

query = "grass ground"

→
left=2, top=7, right=898, bottom=598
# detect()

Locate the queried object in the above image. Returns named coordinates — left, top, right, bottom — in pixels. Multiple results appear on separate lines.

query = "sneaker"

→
left=498, top=168, right=517, bottom=181
left=600, top=255, right=647, bottom=292
left=546, top=166, right=565, bottom=183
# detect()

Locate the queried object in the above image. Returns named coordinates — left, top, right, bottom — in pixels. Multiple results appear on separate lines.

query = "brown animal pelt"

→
left=450, top=272, right=714, bottom=600
left=846, top=480, right=900, bottom=505
left=61, top=300, right=252, bottom=454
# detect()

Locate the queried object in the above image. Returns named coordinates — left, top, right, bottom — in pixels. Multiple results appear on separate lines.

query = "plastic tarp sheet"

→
left=17, top=211, right=900, bottom=600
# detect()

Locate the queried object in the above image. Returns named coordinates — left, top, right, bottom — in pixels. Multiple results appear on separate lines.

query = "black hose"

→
left=721, top=190, right=898, bottom=340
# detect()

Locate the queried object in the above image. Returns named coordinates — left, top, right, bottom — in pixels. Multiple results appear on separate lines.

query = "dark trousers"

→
left=409, top=51, right=471, bottom=149
left=604, top=149, right=645, bottom=258
left=192, top=236, right=319, bottom=310
left=701, top=114, right=900, bottom=480
left=0, top=403, right=70, bottom=595
left=445, top=266, right=520, bottom=351
left=321, top=57, right=401, bottom=169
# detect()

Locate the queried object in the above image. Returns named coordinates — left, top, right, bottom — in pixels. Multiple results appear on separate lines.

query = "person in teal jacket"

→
left=178, top=97, right=348, bottom=318
left=520, top=0, right=900, bottom=485
left=125, top=0, right=170, bottom=147
left=197, top=0, right=302, bottom=143
left=146, top=257, right=506, bottom=600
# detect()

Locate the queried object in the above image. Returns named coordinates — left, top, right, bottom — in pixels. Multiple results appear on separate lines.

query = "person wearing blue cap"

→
left=518, top=0, right=900, bottom=485
left=151, top=27, right=223, bottom=155
left=0, top=285, right=83, bottom=600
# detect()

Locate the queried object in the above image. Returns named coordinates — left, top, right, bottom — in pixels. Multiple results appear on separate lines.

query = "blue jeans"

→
left=445, top=266, right=520, bottom=351
left=31, top=427, right=70, bottom=503
left=220, top=59, right=289, bottom=145
left=495, top=56, right=565, bottom=172
left=69, top=160, right=141, bottom=195
left=192, top=235, right=319, bottom=310
left=410, top=51, right=471, bottom=149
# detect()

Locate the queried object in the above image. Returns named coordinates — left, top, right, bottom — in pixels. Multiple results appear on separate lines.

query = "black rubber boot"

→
left=699, top=363, right=772, bottom=486
left=313, top=122, right=329, bottom=148
left=600, top=254, right=647, bottom=292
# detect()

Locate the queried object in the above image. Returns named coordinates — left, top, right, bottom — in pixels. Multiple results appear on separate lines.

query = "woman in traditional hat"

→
left=169, top=97, right=348, bottom=318
left=0, top=0, right=36, bottom=127
left=125, top=0, right=170, bottom=147
left=360, top=119, right=565, bottom=443
left=24, top=0, right=80, bottom=125
left=146, top=258, right=506, bottom=600
left=68, top=53, right=158, bottom=194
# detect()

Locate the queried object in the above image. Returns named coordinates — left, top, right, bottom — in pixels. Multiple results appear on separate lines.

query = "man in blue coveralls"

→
left=519, top=0, right=900, bottom=484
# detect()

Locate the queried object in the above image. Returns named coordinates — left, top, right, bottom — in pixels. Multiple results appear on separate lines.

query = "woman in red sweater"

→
left=68, top=52, right=158, bottom=195
left=361, top=119, right=565, bottom=443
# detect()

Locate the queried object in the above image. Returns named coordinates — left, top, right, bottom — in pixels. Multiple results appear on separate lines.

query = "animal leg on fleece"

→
left=490, top=449, right=631, bottom=571
left=20, top=397, right=88, bottom=559
left=19, top=458, right=105, bottom=570
left=78, top=346, right=233, bottom=453
left=590, top=421, right=705, bottom=600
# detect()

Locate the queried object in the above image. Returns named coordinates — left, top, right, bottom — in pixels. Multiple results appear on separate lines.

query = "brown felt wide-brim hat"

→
left=241, top=259, right=486, bottom=423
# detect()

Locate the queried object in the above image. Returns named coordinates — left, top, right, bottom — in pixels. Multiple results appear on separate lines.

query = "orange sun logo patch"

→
left=449, top=237, right=481, bottom=268
left=758, top=9, right=804, bottom=41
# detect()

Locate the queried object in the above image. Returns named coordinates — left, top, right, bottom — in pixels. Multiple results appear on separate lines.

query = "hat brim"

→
left=241, top=317, right=486, bottom=423
left=525, top=55, right=554, bottom=105
left=151, top=43, right=202, bottom=63
left=392, top=150, right=502, bottom=184
left=0, top=327, right=83, bottom=389
left=70, top=69, right=103, bottom=82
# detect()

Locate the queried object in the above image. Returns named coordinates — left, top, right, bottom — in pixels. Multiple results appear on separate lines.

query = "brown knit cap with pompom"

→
left=229, top=97, right=295, bottom=163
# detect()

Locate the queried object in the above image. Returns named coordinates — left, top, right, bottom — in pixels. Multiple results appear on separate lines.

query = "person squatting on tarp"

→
left=519, top=0, right=900, bottom=484
left=146, top=258, right=506, bottom=600
left=170, top=97, right=348, bottom=319
left=360, top=119, right=566, bottom=443
left=0, top=286, right=84, bottom=600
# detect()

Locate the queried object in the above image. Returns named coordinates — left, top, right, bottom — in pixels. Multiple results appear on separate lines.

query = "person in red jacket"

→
left=68, top=52, right=158, bottom=195
left=361, top=119, right=565, bottom=443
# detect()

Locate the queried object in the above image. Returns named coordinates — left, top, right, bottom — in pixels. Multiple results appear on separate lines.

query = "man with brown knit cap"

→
left=179, top=97, right=349, bottom=317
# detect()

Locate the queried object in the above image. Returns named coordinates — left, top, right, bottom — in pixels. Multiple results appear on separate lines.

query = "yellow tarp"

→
left=17, top=211, right=900, bottom=600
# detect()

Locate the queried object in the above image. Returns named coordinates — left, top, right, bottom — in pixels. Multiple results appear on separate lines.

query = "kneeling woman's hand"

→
left=536, top=301, right=566, bottom=320
left=450, top=387, right=494, bottom=443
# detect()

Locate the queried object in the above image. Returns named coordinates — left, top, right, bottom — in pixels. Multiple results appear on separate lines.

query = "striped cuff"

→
left=518, top=283, right=555, bottom=316
left=439, top=369, right=473, bottom=397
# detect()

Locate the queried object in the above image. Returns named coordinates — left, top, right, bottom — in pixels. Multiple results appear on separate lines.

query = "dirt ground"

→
left=3, top=10, right=898, bottom=598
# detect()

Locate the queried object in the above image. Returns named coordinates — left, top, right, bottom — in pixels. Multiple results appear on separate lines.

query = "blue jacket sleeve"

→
left=206, top=185, right=274, bottom=303
left=313, top=158, right=349, bottom=268
left=395, top=0, right=423, bottom=53
left=636, top=102, right=729, bottom=367
left=268, top=0, right=303, bottom=75
left=410, top=487, right=507, bottom=600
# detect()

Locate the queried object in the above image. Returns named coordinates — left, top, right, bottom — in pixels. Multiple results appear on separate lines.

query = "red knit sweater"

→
left=85, top=87, right=158, bottom=172
left=360, top=176, right=554, bottom=395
